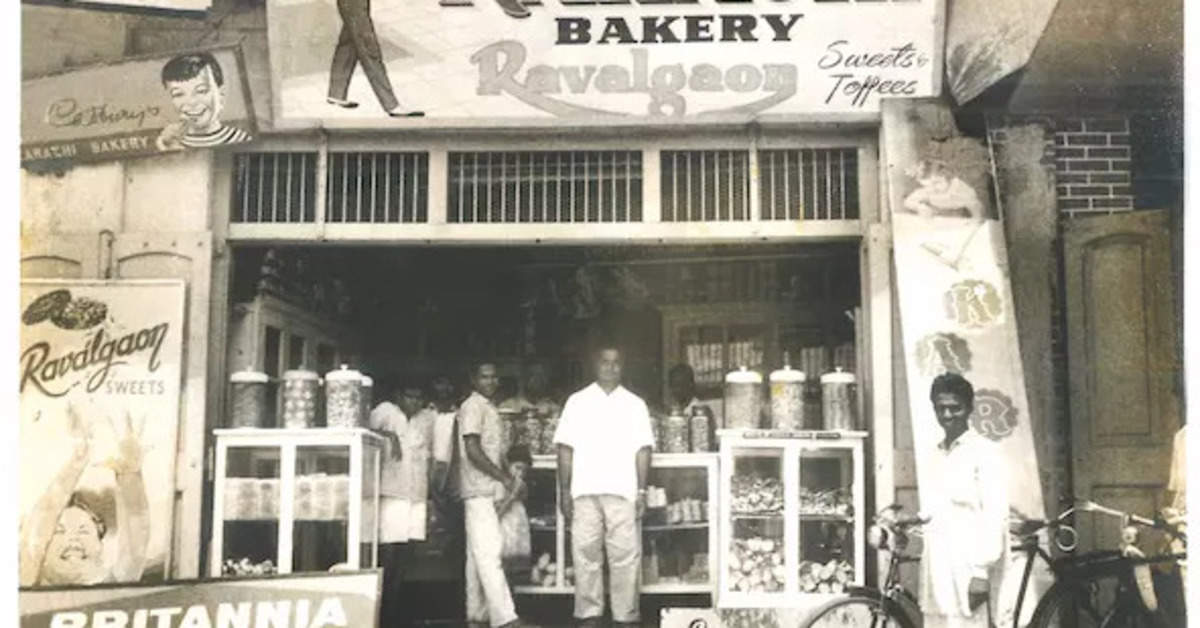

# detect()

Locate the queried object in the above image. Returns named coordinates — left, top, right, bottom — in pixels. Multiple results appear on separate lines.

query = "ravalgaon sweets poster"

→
left=18, top=281, right=186, bottom=587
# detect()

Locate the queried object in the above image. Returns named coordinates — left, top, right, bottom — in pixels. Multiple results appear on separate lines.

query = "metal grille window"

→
left=660, top=150, right=750, bottom=221
left=758, top=148, right=859, bottom=220
left=232, top=152, right=318, bottom=223
left=447, top=151, right=642, bottom=223
left=327, top=152, right=429, bottom=223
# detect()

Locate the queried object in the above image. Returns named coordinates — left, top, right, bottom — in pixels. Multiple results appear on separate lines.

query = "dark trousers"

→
left=380, top=542, right=412, bottom=627
left=328, top=0, right=400, bottom=111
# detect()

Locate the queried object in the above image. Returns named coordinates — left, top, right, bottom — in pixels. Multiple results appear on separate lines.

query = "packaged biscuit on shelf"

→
left=332, top=474, right=350, bottom=520
left=294, top=474, right=314, bottom=520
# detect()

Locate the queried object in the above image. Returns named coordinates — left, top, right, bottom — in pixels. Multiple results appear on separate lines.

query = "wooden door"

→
left=1064, top=210, right=1181, bottom=551
left=19, top=233, right=99, bottom=278
left=112, top=232, right=214, bottom=578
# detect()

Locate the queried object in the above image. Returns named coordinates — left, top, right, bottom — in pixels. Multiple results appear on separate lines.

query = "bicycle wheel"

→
left=1029, top=574, right=1156, bottom=628
left=803, top=595, right=918, bottom=628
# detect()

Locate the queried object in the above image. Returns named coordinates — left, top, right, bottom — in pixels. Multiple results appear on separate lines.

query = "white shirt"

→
left=369, top=401, right=408, bottom=498
left=554, top=383, right=654, bottom=501
left=919, top=430, right=1008, bottom=625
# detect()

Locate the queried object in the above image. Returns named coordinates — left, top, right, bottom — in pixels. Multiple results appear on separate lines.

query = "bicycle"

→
left=803, top=504, right=927, bottom=628
left=1019, top=500, right=1187, bottom=628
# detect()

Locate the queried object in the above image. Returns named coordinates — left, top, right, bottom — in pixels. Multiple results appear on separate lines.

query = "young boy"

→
left=157, top=52, right=252, bottom=151
left=496, top=445, right=532, bottom=582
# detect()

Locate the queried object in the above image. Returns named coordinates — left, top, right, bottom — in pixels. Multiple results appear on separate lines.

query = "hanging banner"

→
left=18, top=280, right=186, bottom=587
left=18, top=570, right=382, bottom=627
left=267, top=0, right=943, bottom=122
left=21, top=46, right=255, bottom=167
left=943, top=0, right=1059, bottom=104
left=882, top=99, right=1047, bottom=627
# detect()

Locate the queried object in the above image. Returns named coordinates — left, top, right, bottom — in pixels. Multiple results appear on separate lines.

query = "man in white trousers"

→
left=457, top=362, right=524, bottom=628
left=555, top=345, right=654, bottom=627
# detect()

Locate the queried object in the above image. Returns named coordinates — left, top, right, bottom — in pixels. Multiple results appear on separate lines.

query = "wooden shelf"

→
left=797, top=514, right=853, bottom=522
left=642, top=522, right=709, bottom=532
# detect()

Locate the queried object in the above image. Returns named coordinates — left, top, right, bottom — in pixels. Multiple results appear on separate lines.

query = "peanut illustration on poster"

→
left=18, top=281, right=186, bottom=588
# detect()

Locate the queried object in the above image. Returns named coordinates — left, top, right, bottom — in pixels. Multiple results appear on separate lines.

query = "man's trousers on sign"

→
left=328, top=0, right=400, bottom=111
left=464, top=497, right=519, bottom=627
left=572, top=495, right=641, bottom=623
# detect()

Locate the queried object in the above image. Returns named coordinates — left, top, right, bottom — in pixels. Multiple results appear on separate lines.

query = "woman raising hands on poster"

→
left=19, top=406, right=151, bottom=587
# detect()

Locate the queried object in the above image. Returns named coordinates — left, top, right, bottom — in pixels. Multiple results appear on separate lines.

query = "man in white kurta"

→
left=919, top=373, right=1009, bottom=628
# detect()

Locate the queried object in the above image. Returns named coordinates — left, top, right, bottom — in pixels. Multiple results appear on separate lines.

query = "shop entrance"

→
left=221, top=241, right=862, bottom=624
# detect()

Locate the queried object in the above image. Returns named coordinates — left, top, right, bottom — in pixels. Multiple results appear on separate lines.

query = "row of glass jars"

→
left=725, top=364, right=858, bottom=432
left=229, top=364, right=373, bottom=429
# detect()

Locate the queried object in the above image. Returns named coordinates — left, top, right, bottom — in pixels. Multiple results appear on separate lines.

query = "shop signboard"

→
left=21, top=46, right=255, bottom=168
left=267, top=0, right=944, bottom=122
left=56, top=0, right=211, bottom=12
left=18, top=570, right=382, bottom=627
left=883, top=99, right=1049, bottom=628
left=18, top=280, right=185, bottom=587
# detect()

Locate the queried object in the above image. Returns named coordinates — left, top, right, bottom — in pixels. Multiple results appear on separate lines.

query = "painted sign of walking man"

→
left=327, top=0, right=424, bottom=117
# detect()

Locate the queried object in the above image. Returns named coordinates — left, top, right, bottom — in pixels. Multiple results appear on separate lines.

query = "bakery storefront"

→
left=205, top=0, right=943, bottom=620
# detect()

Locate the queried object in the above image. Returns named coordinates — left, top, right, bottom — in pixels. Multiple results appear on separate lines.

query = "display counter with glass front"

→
left=717, top=430, right=865, bottom=609
left=512, top=453, right=719, bottom=596
left=210, top=428, right=383, bottom=577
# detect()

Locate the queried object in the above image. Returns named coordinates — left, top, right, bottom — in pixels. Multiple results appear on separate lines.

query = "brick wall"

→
left=1054, top=118, right=1134, bottom=216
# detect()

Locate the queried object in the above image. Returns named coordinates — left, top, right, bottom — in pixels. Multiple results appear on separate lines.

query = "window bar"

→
left=700, top=151, right=708, bottom=221
left=511, top=152, right=519, bottom=222
left=597, top=151, right=605, bottom=222
left=685, top=152, right=693, bottom=221
left=554, top=152, right=562, bottom=223
left=299, top=154, right=309, bottom=222
left=820, top=151, right=830, bottom=222
left=454, top=154, right=464, bottom=223
left=366, top=153, right=375, bottom=223
left=810, top=148, right=818, bottom=221
left=583, top=151, right=591, bottom=222
left=840, top=150, right=848, bottom=219
left=404, top=154, right=412, bottom=223
left=570, top=152, right=579, bottom=222
left=270, top=154, right=280, bottom=222
left=472, top=152, right=482, bottom=223
left=713, top=153, right=722, bottom=220
left=284, top=153, right=295, bottom=222
left=797, top=149, right=807, bottom=220
left=239, top=156, right=251, bottom=222
left=339, top=153, right=348, bottom=223
left=415, top=155, right=425, bottom=222
left=355, top=153, right=364, bottom=223
left=383, top=153, right=392, bottom=222
left=255, top=154, right=264, bottom=222
left=726, top=150, right=734, bottom=220
left=499, top=151, right=507, bottom=223
left=540, top=152, right=549, bottom=222
left=623, top=151, right=631, bottom=222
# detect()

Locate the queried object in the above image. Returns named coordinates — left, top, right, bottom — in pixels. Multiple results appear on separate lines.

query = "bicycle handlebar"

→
left=1070, top=500, right=1187, bottom=543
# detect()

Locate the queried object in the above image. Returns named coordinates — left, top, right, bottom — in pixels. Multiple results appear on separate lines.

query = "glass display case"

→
left=511, top=453, right=719, bottom=596
left=717, top=430, right=865, bottom=608
left=210, top=428, right=383, bottom=576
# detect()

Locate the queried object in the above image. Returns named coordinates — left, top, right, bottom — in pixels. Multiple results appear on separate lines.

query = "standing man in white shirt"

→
left=458, top=363, right=524, bottom=628
left=554, top=345, right=654, bottom=627
left=368, top=382, right=425, bottom=628
left=919, top=373, right=1009, bottom=628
